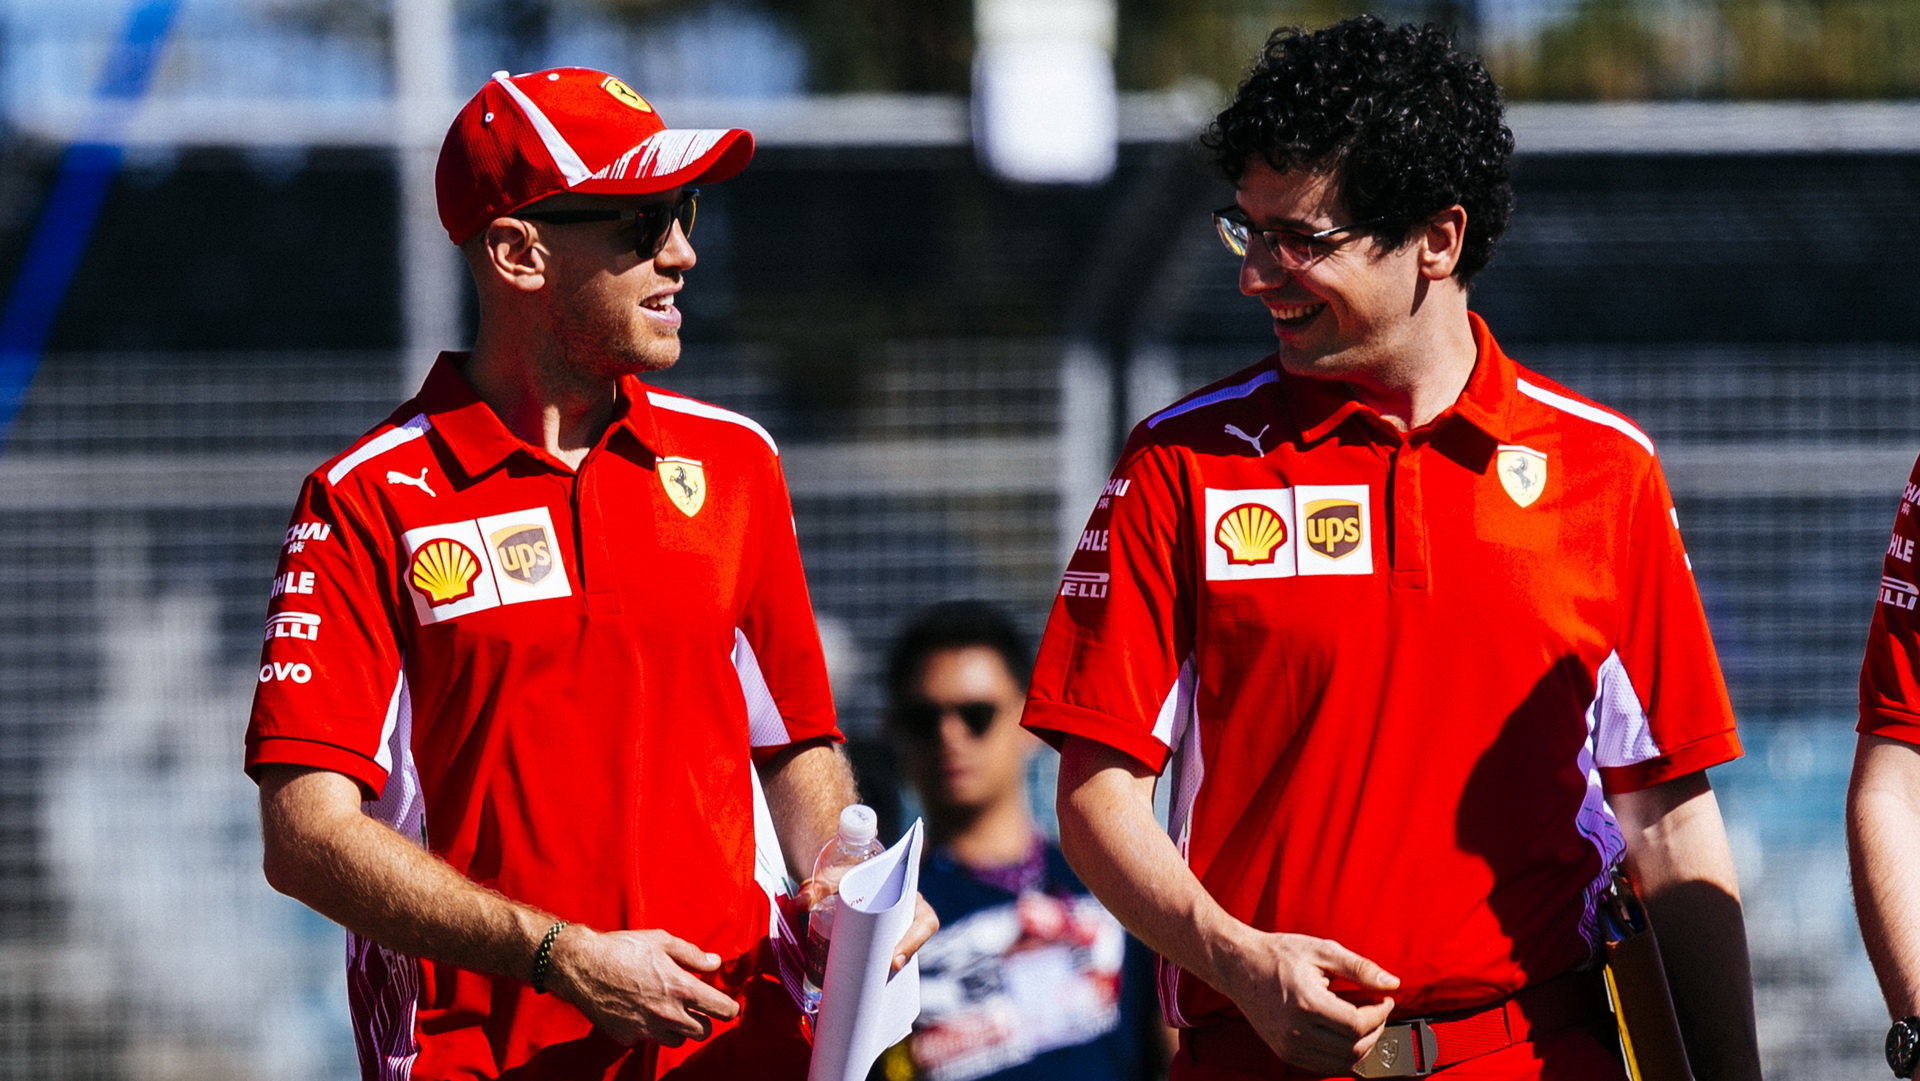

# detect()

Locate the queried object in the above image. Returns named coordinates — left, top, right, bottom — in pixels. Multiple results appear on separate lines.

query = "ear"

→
left=475, top=217, right=547, bottom=293
left=1417, top=204, right=1468, bottom=281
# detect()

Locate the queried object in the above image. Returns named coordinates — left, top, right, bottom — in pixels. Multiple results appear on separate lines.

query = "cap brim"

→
left=571, top=127, right=755, bottom=197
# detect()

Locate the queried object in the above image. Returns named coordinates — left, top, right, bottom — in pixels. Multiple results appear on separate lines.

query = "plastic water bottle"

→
left=800, top=804, right=885, bottom=1018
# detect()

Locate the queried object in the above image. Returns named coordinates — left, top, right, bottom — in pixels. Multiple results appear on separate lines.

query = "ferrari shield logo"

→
left=600, top=77, right=654, bottom=113
left=659, top=456, right=706, bottom=517
left=1496, top=445, right=1548, bottom=508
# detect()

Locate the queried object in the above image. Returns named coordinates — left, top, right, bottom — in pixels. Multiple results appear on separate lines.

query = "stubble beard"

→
left=618, top=336, right=681, bottom=376
left=548, top=314, right=682, bottom=385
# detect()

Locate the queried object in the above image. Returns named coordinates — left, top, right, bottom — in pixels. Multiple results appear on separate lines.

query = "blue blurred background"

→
left=1, top=0, right=1916, bottom=1076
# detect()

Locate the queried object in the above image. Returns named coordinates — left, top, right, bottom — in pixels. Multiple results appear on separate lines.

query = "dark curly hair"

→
left=1202, top=15, right=1514, bottom=282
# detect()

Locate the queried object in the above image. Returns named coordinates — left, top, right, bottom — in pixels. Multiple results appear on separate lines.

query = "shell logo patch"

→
left=1204, top=488, right=1295, bottom=581
left=1497, top=445, right=1548, bottom=508
left=490, top=524, right=553, bottom=585
left=409, top=539, right=482, bottom=605
left=659, top=456, right=706, bottom=517
left=1215, top=503, right=1288, bottom=565
left=600, top=77, right=654, bottom=113
left=1302, top=499, right=1363, bottom=559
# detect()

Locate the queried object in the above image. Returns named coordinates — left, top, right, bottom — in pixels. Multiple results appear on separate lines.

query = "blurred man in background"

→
left=1023, top=16, right=1761, bottom=1081
left=1849, top=455, right=1920, bottom=1079
left=244, top=67, right=930, bottom=1081
left=878, top=599, right=1164, bottom=1081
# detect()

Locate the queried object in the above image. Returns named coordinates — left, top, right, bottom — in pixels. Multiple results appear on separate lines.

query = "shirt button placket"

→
left=1389, top=441, right=1431, bottom=591
left=572, top=458, right=622, bottom=615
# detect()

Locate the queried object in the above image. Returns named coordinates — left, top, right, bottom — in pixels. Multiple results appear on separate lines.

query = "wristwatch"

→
left=1888, top=1016, right=1920, bottom=1078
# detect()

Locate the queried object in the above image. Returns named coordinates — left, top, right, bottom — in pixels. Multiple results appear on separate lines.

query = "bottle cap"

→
left=838, top=804, right=878, bottom=844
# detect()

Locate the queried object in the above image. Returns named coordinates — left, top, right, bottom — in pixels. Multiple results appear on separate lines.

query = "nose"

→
left=1238, top=244, right=1286, bottom=296
left=937, top=713, right=975, bottom=750
left=654, top=220, right=696, bottom=270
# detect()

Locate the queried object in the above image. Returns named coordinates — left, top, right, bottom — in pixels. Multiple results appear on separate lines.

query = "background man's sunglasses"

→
left=516, top=188, right=699, bottom=259
left=893, top=700, right=1000, bottom=740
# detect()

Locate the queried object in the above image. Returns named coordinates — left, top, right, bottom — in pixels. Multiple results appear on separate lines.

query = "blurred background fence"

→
left=3, top=0, right=1918, bottom=1077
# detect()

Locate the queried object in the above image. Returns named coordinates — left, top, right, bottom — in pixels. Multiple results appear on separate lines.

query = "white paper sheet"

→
left=807, top=818, right=925, bottom=1081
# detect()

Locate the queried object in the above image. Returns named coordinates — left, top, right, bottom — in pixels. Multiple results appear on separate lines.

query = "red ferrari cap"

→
left=435, top=67, right=755, bottom=244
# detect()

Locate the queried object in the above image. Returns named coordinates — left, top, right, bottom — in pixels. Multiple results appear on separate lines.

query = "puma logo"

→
left=385, top=468, right=437, bottom=497
left=1224, top=423, right=1270, bottom=456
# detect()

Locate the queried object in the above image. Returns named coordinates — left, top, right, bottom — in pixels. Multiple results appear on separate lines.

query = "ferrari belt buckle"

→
left=1353, top=1018, right=1438, bottom=1078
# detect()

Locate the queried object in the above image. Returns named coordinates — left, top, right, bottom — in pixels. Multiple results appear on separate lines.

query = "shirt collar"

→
left=416, top=352, right=663, bottom=480
left=1285, top=311, right=1518, bottom=445
left=1447, top=311, right=1518, bottom=443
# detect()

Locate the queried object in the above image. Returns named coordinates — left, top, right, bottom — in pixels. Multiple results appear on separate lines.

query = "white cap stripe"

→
left=492, top=72, right=592, bottom=186
left=599, top=144, right=645, bottom=180
left=632, top=130, right=727, bottom=177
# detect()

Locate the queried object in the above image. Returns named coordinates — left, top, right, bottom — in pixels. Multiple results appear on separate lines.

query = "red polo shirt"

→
left=1024, top=314, right=1740, bottom=1026
left=1859, top=453, right=1920, bottom=741
left=245, top=353, right=837, bottom=1080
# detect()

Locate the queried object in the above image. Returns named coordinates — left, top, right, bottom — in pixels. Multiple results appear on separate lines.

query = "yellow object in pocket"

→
left=1600, top=867, right=1696, bottom=1081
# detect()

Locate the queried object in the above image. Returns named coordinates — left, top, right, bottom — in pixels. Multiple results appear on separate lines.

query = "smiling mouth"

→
left=642, top=293, right=677, bottom=313
left=1268, top=302, right=1325, bottom=325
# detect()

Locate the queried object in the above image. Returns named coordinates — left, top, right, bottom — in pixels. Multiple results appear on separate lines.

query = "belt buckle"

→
left=1353, top=1018, right=1438, bottom=1078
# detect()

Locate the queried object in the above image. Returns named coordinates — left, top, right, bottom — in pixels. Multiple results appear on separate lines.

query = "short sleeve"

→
left=244, top=475, right=405, bottom=798
left=1593, top=456, right=1743, bottom=793
left=736, top=452, right=839, bottom=759
left=1023, top=433, right=1192, bottom=774
left=1860, top=453, right=1920, bottom=745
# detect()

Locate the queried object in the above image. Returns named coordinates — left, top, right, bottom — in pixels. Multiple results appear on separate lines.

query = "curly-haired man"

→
left=1022, top=17, right=1761, bottom=1081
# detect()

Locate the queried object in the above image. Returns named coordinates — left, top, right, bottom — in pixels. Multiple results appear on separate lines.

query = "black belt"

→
left=1180, top=967, right=1612, bottom=1078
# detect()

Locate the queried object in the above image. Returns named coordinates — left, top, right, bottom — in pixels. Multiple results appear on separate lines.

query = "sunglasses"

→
left=516, top=188, right=699, bottom=259
left=893, top=700, right=1002, bottom=740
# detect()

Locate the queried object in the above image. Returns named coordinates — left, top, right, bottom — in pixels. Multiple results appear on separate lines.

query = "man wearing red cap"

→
left=243, top=68, right=934, bottom=1080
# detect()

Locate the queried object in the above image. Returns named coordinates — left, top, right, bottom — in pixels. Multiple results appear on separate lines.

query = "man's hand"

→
left=257, top=766, right=748, bottom=1049
left=757, top=741, right=939, bottom=971
left=545, top=926, right=742, bottom=1047
left=1214, top=928, right=1400, bottom=1075
left=890, top=894, right=939, bottom=973
left=1053, top=736, right=1399, bottom=1075
left=797, top=880, right=939, bottom=975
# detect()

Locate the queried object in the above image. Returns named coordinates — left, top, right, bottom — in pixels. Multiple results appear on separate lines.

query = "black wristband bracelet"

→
left=531, top=920, right=569, bottom=994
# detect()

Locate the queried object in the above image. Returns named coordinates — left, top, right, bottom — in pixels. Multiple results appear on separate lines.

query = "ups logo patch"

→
left=491, top=524, right=553, bottom=585
left=1302, top=499, right=1363, bottom=559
